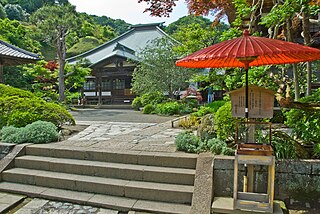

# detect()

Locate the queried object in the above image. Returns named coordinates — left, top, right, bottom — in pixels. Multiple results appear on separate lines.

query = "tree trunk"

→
left=302, top=10, right=312, bottom=96
left=57, top=28, right=67, bottom=103
left=286, top=19, right=300, bottom=101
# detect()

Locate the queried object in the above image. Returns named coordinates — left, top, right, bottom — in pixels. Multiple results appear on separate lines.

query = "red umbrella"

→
left=176, top=30, right=320, bottom=118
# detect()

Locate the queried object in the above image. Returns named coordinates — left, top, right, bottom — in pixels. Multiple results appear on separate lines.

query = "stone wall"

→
left=213, top=155, right=320, bottom=201
left=0, top=143, right=15, bottom=160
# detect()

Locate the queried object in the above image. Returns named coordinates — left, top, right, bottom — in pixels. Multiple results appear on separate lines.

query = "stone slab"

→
left=0, top=192, right=25, bottom=213
left=133, top=199, right=191, bottom=214
left=212, top=197, right=284, bottom=214
left=190, top=153, right=214, bottom=214
left=88, top=194, right=137, bottom=212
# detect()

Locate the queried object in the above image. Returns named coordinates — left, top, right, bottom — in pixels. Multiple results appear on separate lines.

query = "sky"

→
left=68, top=0, right=192, bottom=25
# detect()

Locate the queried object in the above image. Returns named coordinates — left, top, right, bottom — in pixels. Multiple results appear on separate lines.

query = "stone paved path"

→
left=13, top=198, right=118, bottom=214
left=54, top=121, right=183, bottom=153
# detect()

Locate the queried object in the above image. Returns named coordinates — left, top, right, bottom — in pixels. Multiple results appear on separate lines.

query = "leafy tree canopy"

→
left=132, top=37, right=196, bottom=98
left=4, top=4, right=28, bottom=21
left=166, top=15, right=212, bottom=35
left=90, top=15, right=130, bottom=35
left=0, top=18, right=40, bottom=52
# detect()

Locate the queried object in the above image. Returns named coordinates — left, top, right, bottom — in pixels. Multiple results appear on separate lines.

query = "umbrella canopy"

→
left=176, top=30, right=320, bottom=69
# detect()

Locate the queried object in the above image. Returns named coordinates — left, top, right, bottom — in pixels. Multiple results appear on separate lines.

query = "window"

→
left=113, top=79, right=125, bottom=89
left=101, top=79, right=111, bottom=90
left=84, top=80, right=96, bottom=90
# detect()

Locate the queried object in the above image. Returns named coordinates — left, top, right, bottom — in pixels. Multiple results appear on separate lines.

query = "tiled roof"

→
left=67, top=23, right=176, bottom=66
left=0, top=40, right=40, bottom=66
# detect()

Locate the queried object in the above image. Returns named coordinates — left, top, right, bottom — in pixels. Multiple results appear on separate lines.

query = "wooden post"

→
left=0, top=62, right=3, bottom=83
left=247, top=165, right=254, bottom=192
left=233, top=155, right=239, bottom=210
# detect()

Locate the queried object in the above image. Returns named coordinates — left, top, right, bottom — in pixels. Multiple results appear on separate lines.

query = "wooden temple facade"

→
left=67, top=23, right=172, bottom=105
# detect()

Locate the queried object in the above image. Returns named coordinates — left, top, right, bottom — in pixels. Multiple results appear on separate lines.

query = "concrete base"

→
left=212, top=197, right=284, bottom=214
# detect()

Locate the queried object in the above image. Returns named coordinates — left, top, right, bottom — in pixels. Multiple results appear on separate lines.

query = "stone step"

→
left=25, top=144, right=197, bottom=169
left=15, top=155, right=195, bottom=185
left=0, top=182, right=191, bottom=214
left=2, top=168, right=193, bottom=204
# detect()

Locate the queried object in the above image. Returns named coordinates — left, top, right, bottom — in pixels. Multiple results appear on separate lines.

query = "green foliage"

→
left=156, top=101, right=181, bottom=115
left=132, top=97, right=142, bottom=110
left=0, top=121, right=59, bottom=144
left=272, top=131, right=310, bottom=159
left=132, top=37, right=195, bottom=98
left=91, top=15, right=130, bottom=35
left=197, top=114, right=215, bottom=140
left=214, top=102, right=237, bottom=141
left=4, top=4, right=28, bottom=21
left=140, top=92, right=167, bottom=106
left=30, top=4, right=81, bottom=47
left=0, top=3, right=6, bottom=18
left=172, top=21, right=228, bottom=55
left=314, top=143, right=320, bottom=158
left=166, top=15, right=212, bottom=35
left=67, top=36, right=101, bottom=57
left=0, top=18, right=41, bottom=52
left=207, top=100, right=227, bottom=112
left=0, top=84, right=75, bottom=128
left=285, top=89, right=320, bottom=144
left=4, top=0, right=55, bottom=14
left=192, top=100, right=226, bottom=117
left=205, top=138, right=234, bottom=156
left=132, top=92, right=167, bottom=110
left=175, top=131, right=201, bottom=153
left=142, top=104, right=155, bottom=114
left=175, top=131, right=234, bottom=155
left=23, top=60, right=90, bottom=101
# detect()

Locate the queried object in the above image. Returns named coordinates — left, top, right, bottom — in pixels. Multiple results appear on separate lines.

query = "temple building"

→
left=67, top=23, right=173, bottom=105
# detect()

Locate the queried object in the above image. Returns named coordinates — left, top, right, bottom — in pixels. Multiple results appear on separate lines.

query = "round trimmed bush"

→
left=0, top=121, right=59, bottom=144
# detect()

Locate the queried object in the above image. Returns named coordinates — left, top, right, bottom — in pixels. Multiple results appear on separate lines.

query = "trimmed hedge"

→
left=0, top=84, right=75, bottom=128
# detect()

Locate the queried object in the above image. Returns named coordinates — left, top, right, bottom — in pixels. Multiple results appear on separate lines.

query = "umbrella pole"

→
left=245, top=68, right=249, bottom=120
left=244, top=65, right=249, bottom=192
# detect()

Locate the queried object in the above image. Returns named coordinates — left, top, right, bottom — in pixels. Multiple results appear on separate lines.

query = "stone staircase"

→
left=0, top=144, right=198, bottom=213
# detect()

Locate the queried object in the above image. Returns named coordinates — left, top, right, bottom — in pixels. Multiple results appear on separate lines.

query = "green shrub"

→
left=175, top=131, right=201, bottom=153
left=156, top=101, right=181, bottom=115
left=197, top=114, right=216, bottom=140
left=205, top=138, right=234, bottom=155
left=132, top=97, right=143, bottom=110
left=24, top=121, right=59, bottom=144
left=214, top=102, right=237, bottom=141
left=285, top=89, right=320, bottom=144
left=0, top=121, right=58, bottom=144
left=207, top=100, right=227, bottom=112
left=0, top=84, right=75, bottom=128
left=272, top=131, right=309, bottom=159
left=142, top=104, right=155, bottom=114
left=314, top=143, right=320, bottom=158
left=192, top=100, right=226, bottom=117
left=141, top=92, right=166, bottom=106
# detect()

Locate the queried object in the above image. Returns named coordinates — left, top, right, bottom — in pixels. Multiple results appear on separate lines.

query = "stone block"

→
left=190, top=153, right=213, bottom=214
left=276, top=160, right=312, bottom=174
left=213, top=156, right=234, bottom=170
left=310, top=160, right=320, bottom=175
left=88, top=194, right=136, bottom=212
